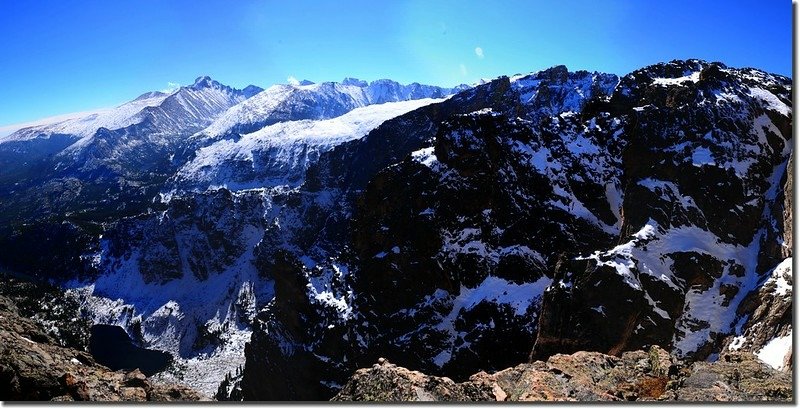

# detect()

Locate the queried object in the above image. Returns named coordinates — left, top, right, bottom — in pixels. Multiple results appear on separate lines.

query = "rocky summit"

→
left=333, top=348, right=792, bottom=402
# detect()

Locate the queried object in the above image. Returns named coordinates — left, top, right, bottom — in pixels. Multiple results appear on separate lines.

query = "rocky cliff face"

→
left=782, top=154, right=793, bottom=258
left=236, top=60, right=792, bottom=400
left=333, top=347, right=792, bottom=402
left=237, top=78, right=533, bottom=400
left=721, top=257, right=792, bottom=370
left=532, top=61, right=793, bottom=361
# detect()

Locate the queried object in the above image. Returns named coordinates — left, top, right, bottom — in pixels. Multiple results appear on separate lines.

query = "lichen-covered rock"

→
left=332, top=359, right=497, bottom=401
left=334, top=347, right=791, bottom=402
left=677, top=353, right=792, bottom=401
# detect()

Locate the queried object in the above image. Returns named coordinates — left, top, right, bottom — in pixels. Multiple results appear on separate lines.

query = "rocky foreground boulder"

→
left=333, top=347, right=792, bottom=402
left=0, top=295, right=207, bottom=401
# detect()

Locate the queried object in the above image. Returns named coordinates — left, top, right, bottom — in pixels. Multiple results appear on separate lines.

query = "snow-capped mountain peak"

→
left=508, top=65, right=620, bottom=119
left=242, top=85, right=265, bottom=98
left=190, top=75, right=227, bottom=90
left=1, top=91, right=173, bottom=142
left=342, top=77, right=368, bottom=87
left=195, top=78, right=465, bottom=139
left=134, top=91, right=169, bottom=101
left=0, top=76, right=255, bottom=145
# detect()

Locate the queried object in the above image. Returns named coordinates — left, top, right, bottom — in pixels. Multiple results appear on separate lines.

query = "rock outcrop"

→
left=0, top=295, right=206, bottom=401
left=721, top=257, right=792, bottom=370
left=0, top=275, right=91, bottom=351
left=334, top=347, right=792, bottom=402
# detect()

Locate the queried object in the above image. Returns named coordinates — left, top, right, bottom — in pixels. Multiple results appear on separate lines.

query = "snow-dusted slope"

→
left=0, top=109, right=115, bottom=138
left=1, top=92, right=170, bottom=143
left=0, top=75, right=257, bottom=228
left=196, top=79, right=461, bottom=139
left=60, top=77, right=251, bottom=157
left=723, top=256, right=792, bottom=371
left=1, top=76, right=252, bottom=156
left=171, top=98, right=443, bottom=192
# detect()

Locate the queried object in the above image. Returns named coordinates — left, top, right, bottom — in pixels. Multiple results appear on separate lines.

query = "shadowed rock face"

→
left=530, top=60, right=792, bottom=361
left=239, top=77, right=533, bottom=401
left=783, top=153, right=793, bottom=257
left=333, top=347, right=792, bottom=402
left=0, top=295, right=207, bottom=401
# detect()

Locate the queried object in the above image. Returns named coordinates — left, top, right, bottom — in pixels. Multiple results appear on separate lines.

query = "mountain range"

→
left=0, top=60, right=792, bottom=401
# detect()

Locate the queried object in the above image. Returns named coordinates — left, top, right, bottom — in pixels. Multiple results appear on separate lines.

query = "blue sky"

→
left=0, top=0, right=791, bottom=126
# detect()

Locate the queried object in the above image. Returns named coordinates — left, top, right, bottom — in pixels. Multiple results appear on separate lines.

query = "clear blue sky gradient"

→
left=0, top=0, right=791, bottom=126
